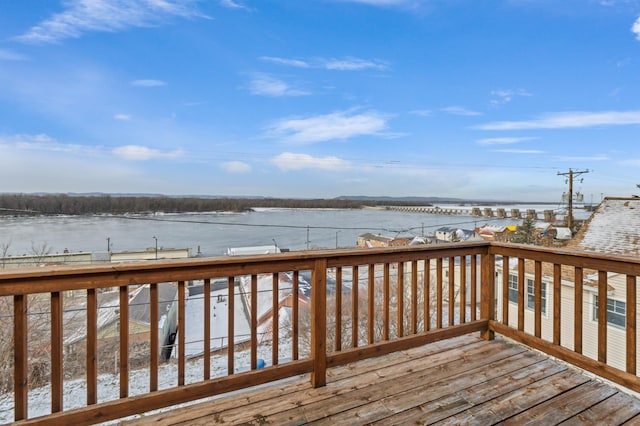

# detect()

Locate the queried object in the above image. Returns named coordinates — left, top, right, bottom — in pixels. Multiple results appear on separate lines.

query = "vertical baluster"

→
left=87, top=288, right=97, bottom=405
left=292, top=271, right=299, bottom=360
left=272, top=273, right=279, bottom=366
left=149, top=283, right=158, bottom=391
left=398, top=261, right=404, bottom=338
left=335, top=267, right=342, bottom=352
left=436, top=258, right=443, bottom=329
left=411, top=260, right=418, bottom=334
left=14, top=294, right=28, bottom=421
left=534, top=261, right=542, bottom=338
left=460, top=256, right=466, bottom=324
left=448, top=257, right=455, bottom=327
left=470, top=256, right=476, bottom=322
left=51, top=291, right=63, bottom=413
left=627, top=275, right=637, bottom=375
left=228, top=276, right=235, bottom=374
left=517, top=259, right=525, bottom=332
left=351, top=265, right=358, bottom=348
left=574, top=267, right=583, bottom=354
left=178, top=281, right=186, bottom=385
left=119, top=285, right=129, bottom=398
left=502, top=256, right=509, bottom=325
left=203, top=278, right=211, bottom=380
left=383, top=263, right=390, bottom=341
left=368, top=264, right=375, bottom=344
left=553, top=264, right=561, bottom=346
left=251, top=275, right=258, bottom=370
left=424, top=258, right=431, bottom=331
left=598, top=271, right=608, bottom=363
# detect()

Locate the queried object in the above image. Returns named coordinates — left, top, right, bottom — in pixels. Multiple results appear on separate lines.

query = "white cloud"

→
left=441, top=106, right=482, bottom=116
left=260, top=56, right=310, bottom=68
left=476, top=137, right=537, bottom=145
left=114, top=113, right=132, bottom=120
left=130, top=79, right=167, bottom=87
left=409, top=110, right=432, bottom=117
left=490, top=88, right=532, bottom=106
left=112, top=145, right=183, bottom=160
left=633, top=16, right=640, bottom=41
left=260, top=56, right=387, bottom=71
left=0, top=48, right=28, bottom=61
left=219, top=0, right=250, bottom=10
left=14, top=0, right=208, bottom=44
left=265, top=110, right=389, bottom=143
left=337, top=0, right=413, bottom=5
left=476, top=110, right=640, bottom=130
left=248, top=74, right=309, bottom=97
left=221, top=161, right=251, bottom=173
left=322, top=57, right=388, bottom=71
left=493, top=149, right=544, bottom=154
left=0, top=133, right=106, bottom=156
left=553, top=155, right=609, bottom=162
left=271, top=152, right=351, bottom=171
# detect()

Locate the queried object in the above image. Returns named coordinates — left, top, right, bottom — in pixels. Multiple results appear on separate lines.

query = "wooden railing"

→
left=2, top=241, right=640, bottom=424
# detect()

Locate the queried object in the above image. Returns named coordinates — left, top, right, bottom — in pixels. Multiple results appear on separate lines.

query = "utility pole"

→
left=557, top=168, right=589, bottom=230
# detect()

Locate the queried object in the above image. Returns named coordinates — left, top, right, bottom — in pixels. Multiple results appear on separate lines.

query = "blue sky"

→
left=1, top=0, right=640, bottom=202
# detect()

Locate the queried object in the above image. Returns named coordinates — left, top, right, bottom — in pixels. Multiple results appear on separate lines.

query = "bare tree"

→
left=1, top=239, right=10, bottom=268
left=30, top=241, right=53, bottom=266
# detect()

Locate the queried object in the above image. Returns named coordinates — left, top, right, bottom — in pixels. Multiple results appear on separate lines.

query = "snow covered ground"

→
left=0, top=339, right=293, bottom=424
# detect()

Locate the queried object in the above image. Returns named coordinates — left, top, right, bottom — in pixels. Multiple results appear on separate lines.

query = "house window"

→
left=508, top=274, right=518, bottom=304
left=593, top=297, right=626, bottom=328
left=526, top=279, right=547, bottom=315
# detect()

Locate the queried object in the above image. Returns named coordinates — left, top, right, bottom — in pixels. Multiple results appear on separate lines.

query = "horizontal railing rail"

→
left=2, top=241, right=640, bottom=424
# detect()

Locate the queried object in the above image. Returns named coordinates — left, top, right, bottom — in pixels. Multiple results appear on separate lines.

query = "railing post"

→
left=480, top=252, right=495, bottom=340
left=311, top=258, right=327, bottom=388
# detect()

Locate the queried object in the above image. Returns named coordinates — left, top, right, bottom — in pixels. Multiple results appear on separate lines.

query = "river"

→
left=0, top=205, right=575, bottom=258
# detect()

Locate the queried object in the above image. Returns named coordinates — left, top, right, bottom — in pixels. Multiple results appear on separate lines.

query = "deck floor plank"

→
left=119, top=334, right=640, bottom=426
left=558, top=392, right=640, bottom=426
left=499, top=380, right=618, bottom=425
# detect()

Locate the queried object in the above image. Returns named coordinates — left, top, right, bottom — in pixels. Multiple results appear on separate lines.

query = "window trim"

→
left=506, top=274, right=548, bottom=317
left=592, top=295, right=626, bottom=329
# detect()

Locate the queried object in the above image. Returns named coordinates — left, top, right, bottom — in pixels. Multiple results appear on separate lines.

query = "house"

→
left=226, top=245, right=281, bottom=256
left=475, top=225, right=516, bottom=242
left=434, top=227, right=479, bottom=243
left=357, top=233, right=394, bottom=248
left=495, top=197, right=640, bottom=371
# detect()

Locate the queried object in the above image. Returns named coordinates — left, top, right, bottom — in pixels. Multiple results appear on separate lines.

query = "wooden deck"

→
left=123, top=334, right=640, bottom=425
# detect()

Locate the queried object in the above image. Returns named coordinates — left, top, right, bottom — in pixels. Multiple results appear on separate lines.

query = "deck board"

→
left=122, top=334, right=640, bottom=426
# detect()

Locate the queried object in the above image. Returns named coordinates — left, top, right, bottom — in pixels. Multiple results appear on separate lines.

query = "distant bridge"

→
left=385, top=206, right=558, bottom=221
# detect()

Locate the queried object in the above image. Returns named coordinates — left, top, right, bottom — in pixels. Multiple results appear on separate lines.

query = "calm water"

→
left=0, top=206, right=569, bottom=258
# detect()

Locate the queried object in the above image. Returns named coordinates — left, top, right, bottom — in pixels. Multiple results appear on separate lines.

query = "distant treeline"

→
left=0, top=194, right=432, bottom=216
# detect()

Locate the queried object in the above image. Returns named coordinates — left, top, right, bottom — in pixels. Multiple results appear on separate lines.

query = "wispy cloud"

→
left=15, top=0, right=208, bottom=44
left=476, top=110, right=640, bottom=130
left=265, top=110, right=389, bottom=143
left=633, top=16, right=640, bottom=41
left=114, top=113, right=132, bottom=120
left=0, top=48, right=28, bottom=61
left=441, top=106, right=482, bottom=116
left=112, top=145, right=183, bottom=160
left=409, top=109, right=432, bottom=117
left=493, top=149, right=544, bottom=154
left=490, top=88, right=532, bottom=106
left=219, top=0, right=250, bottom=10
left=0, top=133, right=98, bottom=155
left=271, top=152, right=351, bottom=171
left=130, top=79, right=167, bottom=87
left=336, top=0, right=415, bottom=6
left=476, top=136, right=538, bottom=145
left=221, top=160, right=251, bottom=173
left=260, top=56, right=388, bottom=71
left=553, top=155, right=609, bottom=162
left=248, top=74, right=309, bottom=97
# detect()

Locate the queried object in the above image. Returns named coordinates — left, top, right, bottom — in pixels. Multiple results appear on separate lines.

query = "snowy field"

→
left=0, top=340, right=294, bottom=424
